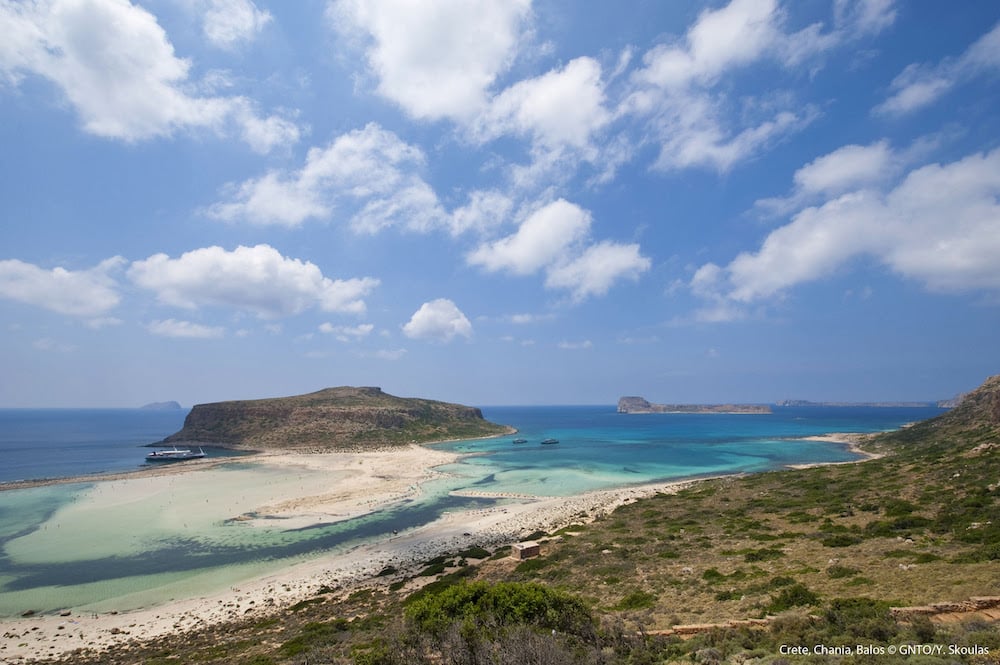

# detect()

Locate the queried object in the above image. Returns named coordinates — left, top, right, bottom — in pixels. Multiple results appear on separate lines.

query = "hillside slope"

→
left=159, top=386, right=509, bottom=451
left=78, top=375, right=1000, bottom=664
left=880, top=373, right=1000, bottom=449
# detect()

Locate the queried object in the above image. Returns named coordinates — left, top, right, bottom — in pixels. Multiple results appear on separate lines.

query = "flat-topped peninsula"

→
left=158, top=386, right=509, bottom=451
left=617, top=396, right=771, bottom=414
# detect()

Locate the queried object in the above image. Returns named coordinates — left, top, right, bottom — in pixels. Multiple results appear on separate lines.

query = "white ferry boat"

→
left=146, top=446, right=206, bottom=462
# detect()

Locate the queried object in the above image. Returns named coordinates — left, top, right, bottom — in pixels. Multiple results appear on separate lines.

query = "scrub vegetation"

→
left=61, top=377, right=1000, bottom=664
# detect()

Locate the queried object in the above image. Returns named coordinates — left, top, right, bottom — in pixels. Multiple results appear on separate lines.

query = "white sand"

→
left=0, top=443, right=710, bottom=663
left=784, top=432, right=884, bottom=469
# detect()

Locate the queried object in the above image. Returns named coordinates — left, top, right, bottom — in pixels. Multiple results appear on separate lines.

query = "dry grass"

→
left=484, top=452, right=999, bottom=631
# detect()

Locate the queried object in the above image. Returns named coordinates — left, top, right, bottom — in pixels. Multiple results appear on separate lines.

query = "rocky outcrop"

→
left=617, top=396, right=771, bottom=414
left=888, top=374, right=1000, bottom=439
left=158, top=386, right=508, bottom=451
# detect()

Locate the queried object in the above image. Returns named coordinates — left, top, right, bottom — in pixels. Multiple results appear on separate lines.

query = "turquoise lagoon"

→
left=0, top=405, right=944, bottom=616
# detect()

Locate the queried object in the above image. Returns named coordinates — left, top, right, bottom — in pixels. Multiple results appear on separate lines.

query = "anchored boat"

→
left=146, top=446, right=206, bottom=462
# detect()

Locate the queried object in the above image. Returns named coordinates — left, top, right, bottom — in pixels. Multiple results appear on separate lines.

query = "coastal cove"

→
left=0, top=405, right=944, bottom=622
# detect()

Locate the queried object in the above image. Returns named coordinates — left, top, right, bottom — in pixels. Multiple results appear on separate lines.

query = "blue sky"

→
left=1, top=0, right=999, bottom=408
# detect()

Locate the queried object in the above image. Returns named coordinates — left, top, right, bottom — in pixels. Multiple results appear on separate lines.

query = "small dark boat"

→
left=540, top=438, right=559, bottom=445
left=512, top=438, right=528, bottom=444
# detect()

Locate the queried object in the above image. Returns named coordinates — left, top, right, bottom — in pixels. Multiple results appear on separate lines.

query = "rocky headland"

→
left=158, top=386, right=509, bottom=451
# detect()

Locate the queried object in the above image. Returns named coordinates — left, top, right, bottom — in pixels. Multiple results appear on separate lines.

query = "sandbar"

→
left=0, top=433, right=879, bottom=663
left=0, top=443, right=713, bottom=663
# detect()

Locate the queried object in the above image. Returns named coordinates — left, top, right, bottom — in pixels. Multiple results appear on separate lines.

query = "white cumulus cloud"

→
left=467, top=199, right=650, bottom=301
left=200, top=0, right=272, bottom=50
left=475, top=57, right=611, bottom=153
left=206, top=123, right=447, bottom=231
left=690, top=146, right=1000, bottom=317
left=402, top=298, right=472, bottom=342
left=328, top=0, right=531, bottom=121
left=128, top=244, right=378, bottom=318
left=875, top=22, right=1000, bottom=116
left=622, top=0, right=891, bottom=174
left=792, top=140, right=894, bottom=195
left=0, top=256, right=124, bottom=317
left=0, top=0, right=297, bottom=151
left=448, top=190, right=514, bottom=236
left=467, top=199, right=591, bottom=275
left=545, top=241, right=651, bottom=302
left=755, top=140, right=898, bottom=215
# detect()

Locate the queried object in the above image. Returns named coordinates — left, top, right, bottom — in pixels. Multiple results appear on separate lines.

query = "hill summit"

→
left=158, top=386, right=509, bottom=451
left=878, top=373, right=1000, bottom=452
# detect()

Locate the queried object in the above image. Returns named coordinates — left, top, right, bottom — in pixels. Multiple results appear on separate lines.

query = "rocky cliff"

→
left=872, top=373, right=1000, bottom=455
left=158, top=386, right=509, bottom=451
left=617, top=396, right=772, bottom=414
left=897, top=374, right=1000, bottom=436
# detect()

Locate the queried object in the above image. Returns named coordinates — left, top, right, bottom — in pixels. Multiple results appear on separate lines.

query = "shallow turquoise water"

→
left=0, top=404, right=944, bottom=616
left=433, top=405, right=942, bottom=496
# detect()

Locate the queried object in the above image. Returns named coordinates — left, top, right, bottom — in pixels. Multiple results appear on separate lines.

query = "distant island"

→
left=139, top=401, right=183, bottom=410
left=776, top=399, right=948, bottom=408
left=157, top=386, right=510, bottom=451
left=617, top=396, right=771, bottom=414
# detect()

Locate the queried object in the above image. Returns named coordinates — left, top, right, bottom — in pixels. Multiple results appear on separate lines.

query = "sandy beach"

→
left=0, top=443, right=718, bottom=663
left=0, top=431, right=883, bottom=664
left=783, top=432, right=884, bottom=469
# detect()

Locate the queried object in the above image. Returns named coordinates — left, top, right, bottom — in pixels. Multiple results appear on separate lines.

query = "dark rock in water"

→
left=140, top=401, right=183, bottom=411
left=21, top=609, right=35, bottom=617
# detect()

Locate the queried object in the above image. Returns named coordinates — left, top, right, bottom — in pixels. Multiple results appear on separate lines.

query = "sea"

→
left=0, top=404, right=945, bottom=617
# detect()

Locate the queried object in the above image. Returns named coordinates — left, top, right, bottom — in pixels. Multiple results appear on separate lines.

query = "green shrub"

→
left=821, top=534, right=862, bottom=547
left=404, top=581, right=594, bottom=638
left=766, top=583, right=819, bottom=613
left=418, top=562, right=446, bottom=577
left=457, top=546, right=491, bottom=560
left=702, top=568, right=725, bottom=583
left=289, top=597, right=325, bottom=612
left=280, top=619, right=348, bottom=657
left=882, top=499, right=918, bottom=516
left=404, top=568, right=475, bottom=604
left=744, top=547, right=784, bottom=562
left=823, top=598, right=897, bottom=642
left=614, top=590, right=657, bottom=611
left=514, top=557, right=550, bottom=574
left=245, top=656, right=276, bottom=665
left=826, top=565, right=860, bottom=579
left=767, top=576, right=796, bottom=589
